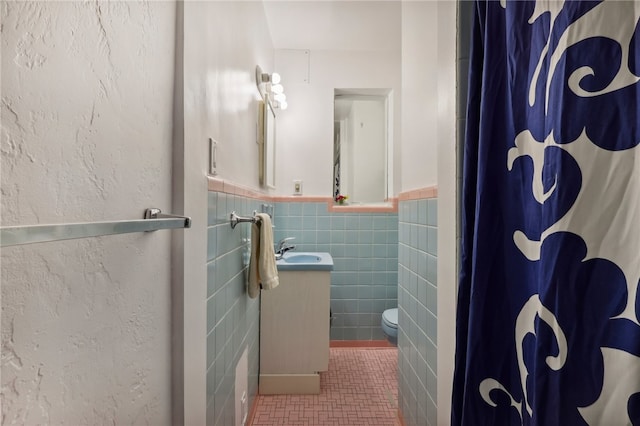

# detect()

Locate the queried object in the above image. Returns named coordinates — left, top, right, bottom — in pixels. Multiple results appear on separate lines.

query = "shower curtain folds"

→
left=453, top=1, right=640, bottom=425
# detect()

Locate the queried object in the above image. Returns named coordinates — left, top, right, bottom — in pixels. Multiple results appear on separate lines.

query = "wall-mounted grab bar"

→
left=0, top=208, right=191, bottom=247
left=229, top=211, right=258, bottom=229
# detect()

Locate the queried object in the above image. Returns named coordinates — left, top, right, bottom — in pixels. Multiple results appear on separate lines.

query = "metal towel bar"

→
left=0, top=208, right=191, bottom=247
left=229, top=211, right=258, bottom=229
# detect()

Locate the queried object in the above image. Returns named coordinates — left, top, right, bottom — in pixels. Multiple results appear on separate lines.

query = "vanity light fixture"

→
left=269, top=78, right=287, bottom=110
left=273, top=93, right=287, bottom=110
left=256, top=65, right=288, bottom=110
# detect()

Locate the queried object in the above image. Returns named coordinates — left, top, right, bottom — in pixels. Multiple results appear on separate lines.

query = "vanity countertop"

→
left=275, top=252, right=334, bottom=271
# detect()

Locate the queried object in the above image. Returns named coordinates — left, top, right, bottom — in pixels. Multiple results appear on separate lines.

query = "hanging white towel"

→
left=248, top=213, right=279, bottom=298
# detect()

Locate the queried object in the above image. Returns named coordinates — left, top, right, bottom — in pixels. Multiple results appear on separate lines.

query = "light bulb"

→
left=271, top=84, right=284, bottom=94
left=271, top=73, right=281, bottom=84
left=279, top=100, right=288, bottom=110
left=274, top=93, right=286, bottom=103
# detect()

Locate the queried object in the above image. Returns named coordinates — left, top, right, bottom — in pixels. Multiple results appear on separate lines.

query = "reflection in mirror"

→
left=334, top=89, right=391, bottom=204
left=256, top=65, right=282, bottom=189
left=258, top=100, right=277, bottom=189
left=265, top=101, right=276, bottom=188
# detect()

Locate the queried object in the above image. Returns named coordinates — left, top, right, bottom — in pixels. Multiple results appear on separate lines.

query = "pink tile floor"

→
left=250, top=348, right=400, bottom=426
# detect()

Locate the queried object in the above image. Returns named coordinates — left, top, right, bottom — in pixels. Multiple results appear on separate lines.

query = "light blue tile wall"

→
left=273, top=202, right=398, bottom=340
left=206, top=191, right=263, bottom=426
left=398, top=198, right=438, bottom=426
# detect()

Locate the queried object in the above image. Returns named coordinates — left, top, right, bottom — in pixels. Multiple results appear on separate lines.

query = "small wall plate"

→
left=209, top=138, right=218, bottom=175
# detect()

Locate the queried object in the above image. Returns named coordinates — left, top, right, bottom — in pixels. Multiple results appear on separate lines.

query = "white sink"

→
left=276, top=252, right=333, bottom=271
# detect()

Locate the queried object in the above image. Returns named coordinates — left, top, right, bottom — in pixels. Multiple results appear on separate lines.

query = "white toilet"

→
left=381, top=308, right=398, bottom=346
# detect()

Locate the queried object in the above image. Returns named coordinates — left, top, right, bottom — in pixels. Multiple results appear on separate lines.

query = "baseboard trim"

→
left=330, top=340, right=394, bottom=348
left=259, top=373, right=321, bottom=395
left=245, top=393, right=260, bottom=426
left=397, top=408, right=406, bottom=426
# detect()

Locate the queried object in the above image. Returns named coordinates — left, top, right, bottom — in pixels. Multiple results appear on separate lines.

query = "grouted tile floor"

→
left=250, top=347, right=400, bottom=426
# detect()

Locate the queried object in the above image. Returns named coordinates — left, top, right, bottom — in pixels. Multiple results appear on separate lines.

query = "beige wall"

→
left=275, top=48, right=402, bottom=197
left=400, top=2, right=458, bottom=424
left=435, top=2, right=459, bottom=424
left=181, top=1, right=274, bottom=423
left=401, top=1, right=440, bottom=192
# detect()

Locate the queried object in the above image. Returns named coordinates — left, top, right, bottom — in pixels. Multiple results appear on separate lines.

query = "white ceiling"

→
left=262, top=1, right=402, bottom=52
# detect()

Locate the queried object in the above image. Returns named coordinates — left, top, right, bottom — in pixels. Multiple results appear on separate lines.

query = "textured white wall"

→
left=1, top=1, right=175, bottom=424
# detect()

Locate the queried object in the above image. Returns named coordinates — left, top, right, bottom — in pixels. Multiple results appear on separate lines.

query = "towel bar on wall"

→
left=229, top=211, right=258, bottom=229
left=0, top=208, right=191, bottom=247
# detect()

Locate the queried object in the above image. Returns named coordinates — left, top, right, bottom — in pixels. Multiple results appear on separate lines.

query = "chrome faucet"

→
left=275, top=237, right=296, bottom=258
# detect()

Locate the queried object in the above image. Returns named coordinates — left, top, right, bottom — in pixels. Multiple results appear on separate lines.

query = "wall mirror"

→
left=258, top=100, right=277, bottom=189
left=256, top=65, right=279, bottom=189
left=333, top=89, right=392, bottom=204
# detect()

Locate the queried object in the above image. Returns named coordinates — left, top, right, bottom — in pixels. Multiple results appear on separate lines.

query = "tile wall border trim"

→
left=208, top=177, right=437, bottom=203
left=270, top=195, right=331, bottom=202
left=398, top=185, right=438, bottom=201
left=207, top=177, right=400, bottom=213
left=207, top=176, right=266, bottom=200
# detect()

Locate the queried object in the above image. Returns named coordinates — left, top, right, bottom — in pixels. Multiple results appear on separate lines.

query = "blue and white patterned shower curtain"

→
left=453, top=1, right=640, bottom=424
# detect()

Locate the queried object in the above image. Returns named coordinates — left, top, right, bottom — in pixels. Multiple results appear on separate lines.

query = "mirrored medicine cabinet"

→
left=256, top=65, right=277, bottom=189
left=258, top=99, right=276, bottom=189
left=333, top=89, right=392, bottom=205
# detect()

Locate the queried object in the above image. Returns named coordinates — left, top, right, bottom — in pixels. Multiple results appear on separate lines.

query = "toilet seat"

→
left=381, top=308, right=398, bottom=346
left=382, top=308, right=398, bottom=330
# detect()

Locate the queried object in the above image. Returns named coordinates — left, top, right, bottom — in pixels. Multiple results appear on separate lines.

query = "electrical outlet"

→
left=293, top=180, right=302, bottom=195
